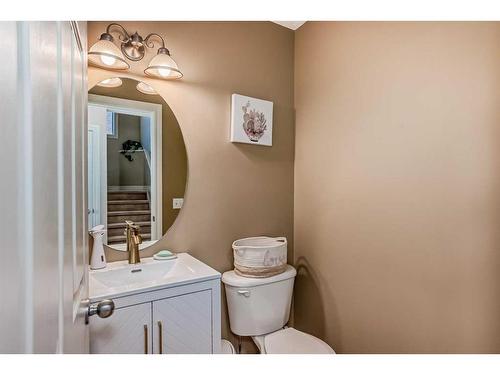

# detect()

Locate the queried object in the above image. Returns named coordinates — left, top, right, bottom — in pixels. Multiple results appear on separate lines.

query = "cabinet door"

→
left=152, top=290, right=212, bottom=354
left=90, top=303, right=152, bottom=354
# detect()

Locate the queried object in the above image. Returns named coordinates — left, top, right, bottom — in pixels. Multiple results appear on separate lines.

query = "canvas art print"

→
left=230, top=94, right=273, bottom=146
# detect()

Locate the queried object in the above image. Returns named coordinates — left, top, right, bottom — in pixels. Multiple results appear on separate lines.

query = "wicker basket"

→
left=232, top=236, right=287, bottom=278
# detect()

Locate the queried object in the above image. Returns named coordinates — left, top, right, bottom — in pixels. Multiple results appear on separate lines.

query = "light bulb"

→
left=97, top=78, right=123, bottom=88
left=100, top=55, right=116, bottom=66
left=158, top=68, right=171, bottom=77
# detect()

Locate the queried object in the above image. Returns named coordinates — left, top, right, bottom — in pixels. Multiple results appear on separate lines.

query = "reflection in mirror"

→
left=88, top=78, right=187, bottom=251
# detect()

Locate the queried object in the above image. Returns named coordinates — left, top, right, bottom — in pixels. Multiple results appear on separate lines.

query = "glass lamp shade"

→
left=136, top=81, right=157, bottom=95
left=97, top=77, right=123, bottom=88
left=144, top=52, right=183, bottom=80
left=88, top=39, right=130, bottom=70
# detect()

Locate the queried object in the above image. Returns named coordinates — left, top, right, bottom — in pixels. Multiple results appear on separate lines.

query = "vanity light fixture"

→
left=136, top=81, right=157, bottom=95
left=88, top=23, right=183, bottom=80
left=88, top=28, right=129, bottom=70
left=143, top=46, right=183, bottom=80
left=97, top=77, right=123, bottom=88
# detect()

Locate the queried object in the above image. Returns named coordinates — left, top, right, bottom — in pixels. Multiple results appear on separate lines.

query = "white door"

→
left=152, top=290, right=213, bottom=354
left=90, top=303, right=152, bottom=354
left=0, top=21, right=90, bottom=353
left=87, top=125, right=101, bottom=229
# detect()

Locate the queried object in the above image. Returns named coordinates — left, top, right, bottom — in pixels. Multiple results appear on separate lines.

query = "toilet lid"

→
left=264, top=328, right=335, bottom=354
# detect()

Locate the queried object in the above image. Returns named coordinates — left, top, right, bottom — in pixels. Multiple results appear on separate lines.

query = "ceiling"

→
left=272, top=21, right=306, bottom=30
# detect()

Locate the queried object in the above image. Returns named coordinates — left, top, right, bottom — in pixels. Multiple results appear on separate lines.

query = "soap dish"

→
left=153, top=251, right=178, bottom=261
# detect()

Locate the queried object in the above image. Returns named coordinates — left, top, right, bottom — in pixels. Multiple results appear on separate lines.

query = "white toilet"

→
left=222, top=265, right=335, bottom=354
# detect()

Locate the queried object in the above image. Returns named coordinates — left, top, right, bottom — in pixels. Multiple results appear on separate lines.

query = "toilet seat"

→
left=262, top=328, right=335, bottom=354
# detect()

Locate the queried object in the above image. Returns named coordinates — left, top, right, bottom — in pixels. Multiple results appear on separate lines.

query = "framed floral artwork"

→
left=230, top=94, right=273, bottom=146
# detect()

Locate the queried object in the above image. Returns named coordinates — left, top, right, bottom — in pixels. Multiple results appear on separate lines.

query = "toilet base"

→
left=251, top=333, right=267, bottom=353
left=251, top=327, right=335, bottom=354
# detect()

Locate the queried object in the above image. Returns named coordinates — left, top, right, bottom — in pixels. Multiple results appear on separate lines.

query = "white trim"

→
left=106, top=111, right=119, bottom=139
left=87, top=105, right=108, bottom=241
left=17, top=21, right=34, bottom=353
left=88, top=94, right=162, bottom=242
left=272, top=21, right=306, bottom=30
left=87, top=124, right=102, bottom=228
left=56, top=21, right=65, bottom=352
left=143, top=148, right=152, bottom=170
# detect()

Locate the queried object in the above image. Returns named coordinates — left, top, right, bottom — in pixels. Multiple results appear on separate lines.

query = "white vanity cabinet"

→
left=152, top=290, right=212, bottom=354
left=90, top=303, right=152, bottom=354
left=89, top=254, right=221, bottom=354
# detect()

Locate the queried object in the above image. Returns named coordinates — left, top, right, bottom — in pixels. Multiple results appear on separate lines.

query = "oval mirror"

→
left=88, top=77, right=187, bottom=251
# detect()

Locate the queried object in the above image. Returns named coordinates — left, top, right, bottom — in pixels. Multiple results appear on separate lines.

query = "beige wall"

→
left=106, top=113, right=147, bottom=187
left=88, top=21, right=295, bottom=352
left=294, top=22, right=500, bottom=353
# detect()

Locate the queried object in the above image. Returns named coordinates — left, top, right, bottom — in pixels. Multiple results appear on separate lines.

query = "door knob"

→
left=84, top=299, right=115, bottom=324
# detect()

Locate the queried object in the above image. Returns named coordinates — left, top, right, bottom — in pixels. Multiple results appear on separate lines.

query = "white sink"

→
left=91, top=260, right=179, bottom=288
left=89, top=253, right=220, bottom=300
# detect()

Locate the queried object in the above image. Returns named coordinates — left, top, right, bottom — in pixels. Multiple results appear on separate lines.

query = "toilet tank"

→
left=222, top=265, right=296, bottom=336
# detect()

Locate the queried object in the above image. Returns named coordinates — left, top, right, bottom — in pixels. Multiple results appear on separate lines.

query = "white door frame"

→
left=88, top=94, right=163, bottom=241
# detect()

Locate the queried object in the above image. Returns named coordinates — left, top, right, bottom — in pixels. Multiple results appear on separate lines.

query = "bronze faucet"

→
left=125, top=220, right=142, bottom=264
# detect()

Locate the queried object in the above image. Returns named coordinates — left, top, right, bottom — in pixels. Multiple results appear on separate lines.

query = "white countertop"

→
left=89, top=253, right=221, bottom=301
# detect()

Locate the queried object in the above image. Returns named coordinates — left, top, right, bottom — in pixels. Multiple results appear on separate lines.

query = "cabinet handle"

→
left=158, top=321, right=163, bottom=354
left=144, top=324, right=148, bottom=354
